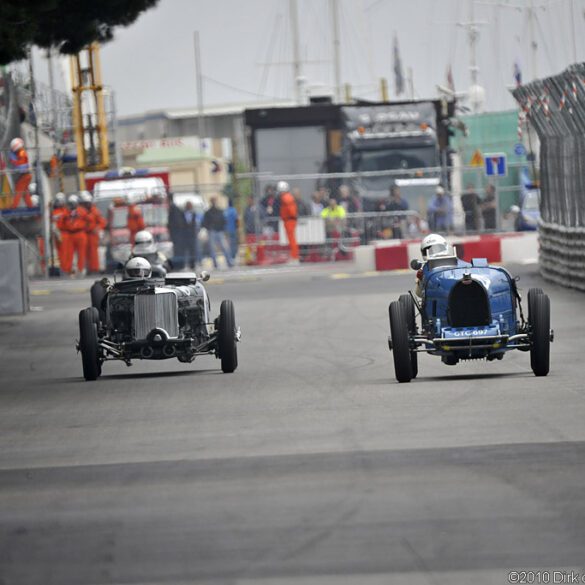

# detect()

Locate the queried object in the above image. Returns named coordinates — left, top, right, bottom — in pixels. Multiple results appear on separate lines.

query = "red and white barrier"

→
left=354, top=232, right=539, bottom=272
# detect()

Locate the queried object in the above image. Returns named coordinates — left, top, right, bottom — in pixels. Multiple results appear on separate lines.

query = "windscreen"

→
left=141, top=204, right=168, bottom=226
left=352, top=145, right=438, bottom=173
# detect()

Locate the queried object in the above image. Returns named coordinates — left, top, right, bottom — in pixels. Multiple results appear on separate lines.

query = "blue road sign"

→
left=484, top=153, right=507, bottom=177
left=514, top=143, right=526, bottom=156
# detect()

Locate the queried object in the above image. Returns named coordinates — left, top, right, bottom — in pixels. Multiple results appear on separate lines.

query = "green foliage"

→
left=0, top=0, right=159, bottom=65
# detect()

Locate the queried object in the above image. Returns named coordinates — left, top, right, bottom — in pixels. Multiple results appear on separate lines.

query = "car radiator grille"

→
left=134, top=291, right=179, bottom=340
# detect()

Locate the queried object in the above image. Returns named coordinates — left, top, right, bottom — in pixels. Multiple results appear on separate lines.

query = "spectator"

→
left=461, top=183, right=481, bottom=232
left=427, top=186, right=453, bottom=233
left=224, top=198, right=239, bottom=262
left=202, top=197, right=234, bottom=269
left=244, top=196, right=265, bottom=235
left=292, top=187, right=310, bottom=217
left=321, top=198, right=346, bottom=236
left=167, top=192, right=185, bottom=268
left=386, top=185, right=409, bottom=239
left=174, top=200, right=199, bottom=270
left=338, top=184, right=361, bottom=213
left=261, top=184, right=279, bottom=218
left=310, top=191, right=324, bottom=216
left=482, top=183, right=497, bottom=230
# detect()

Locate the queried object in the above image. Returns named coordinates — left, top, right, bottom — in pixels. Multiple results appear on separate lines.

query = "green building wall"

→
left=456, top=109, right=525, bottom=212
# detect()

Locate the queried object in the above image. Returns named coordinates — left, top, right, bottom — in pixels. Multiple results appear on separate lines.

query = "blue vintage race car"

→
left=388, top=251, right=553, bottom=383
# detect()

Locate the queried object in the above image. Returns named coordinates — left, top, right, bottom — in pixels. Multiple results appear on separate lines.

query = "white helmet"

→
left=124, top=256, right=152, bottom=279
left=79, top=190, right=93, bottom=203
left=436, top=186, right=445, bottom=195
left=276, top=180, right=290, bottom=193
left=55, top=192, right=66, bottom=203
left=30, top=195, right=40, bottom=207
left=421, top=233, right=448, bottom=258
left=10, top=137, right=24, bottom=152
left=134, top=230, right=154, bottom=246
left=29, top=182, right=37, bottom=194
left=67, top=194, right=79, bottom=207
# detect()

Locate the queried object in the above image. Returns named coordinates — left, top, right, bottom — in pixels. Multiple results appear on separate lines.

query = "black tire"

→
left=527, top=287, right=543, bottom=321
left=90, top=281, right=106, bottom=322
left=79, top=308, right=101, bottom=381
left=218, top=300, right=238, bottom=373
left=398, top=294, right=418, bottom=378
left=530, top=293, right=550, bottom=377
left=389, top=301, right=413, bottom=383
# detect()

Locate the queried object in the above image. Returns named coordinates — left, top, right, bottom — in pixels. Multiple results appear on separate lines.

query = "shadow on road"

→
left=369, top=371, right=532, bottom=385
left=49, top=369, right=221, bottom=384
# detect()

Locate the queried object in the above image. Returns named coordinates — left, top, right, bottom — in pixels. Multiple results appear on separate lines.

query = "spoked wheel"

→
left=218, top=300, right=238, bottom=373
left=389, top=301, right=413, bottom=383
left=398, top=294, right=418, bottom=378
left=79, top=308, right=101, bottom=381
left=529, top=293, right=550, bottom=377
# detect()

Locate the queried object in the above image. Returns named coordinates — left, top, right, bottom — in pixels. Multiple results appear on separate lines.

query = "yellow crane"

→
left=69, top=43, right=110, bottom=189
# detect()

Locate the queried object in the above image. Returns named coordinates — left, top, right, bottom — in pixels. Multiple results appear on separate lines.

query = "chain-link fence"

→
left=513, top=63, right=585, bottom=291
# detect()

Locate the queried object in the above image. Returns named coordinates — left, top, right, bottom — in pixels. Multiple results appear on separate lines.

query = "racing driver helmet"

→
left=421, top=233, right=448, bottom=259
left=276, top=180, right=289, bottom=193
left=134, top=230, right=154, bottom=246
left=133, top=230, right=157, bottom=255
left=124, top=257, right=152, bottom=279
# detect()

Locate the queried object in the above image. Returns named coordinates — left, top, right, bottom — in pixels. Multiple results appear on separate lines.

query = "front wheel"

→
left=79, top=308, right=101, bottom=381
left=530, top=293, right=550, bottom=377
left=90, top=281, right=106, bottom=322
left=398, top=294, right=418, bottom=378
left=218, top=300, right=238, bottom=373
left=389, top=301, right=413, bottom=383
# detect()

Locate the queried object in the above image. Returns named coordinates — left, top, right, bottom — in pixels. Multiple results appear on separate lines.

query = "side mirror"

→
left=410, top=259, right=422, bottom=270
left=199, top=271, right=211, bottom=282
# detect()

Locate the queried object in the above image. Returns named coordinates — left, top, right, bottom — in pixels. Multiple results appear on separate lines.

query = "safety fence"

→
left=513, top=63, right=585, bottom=291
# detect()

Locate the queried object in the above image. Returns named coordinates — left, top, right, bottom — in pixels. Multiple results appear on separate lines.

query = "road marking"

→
left=331, top=273, right=352, bottom=280
left=30, top=290, right=51, bottom=296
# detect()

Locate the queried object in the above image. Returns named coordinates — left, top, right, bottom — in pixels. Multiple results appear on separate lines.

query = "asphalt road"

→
left=1, top=263, right=585, bottom=585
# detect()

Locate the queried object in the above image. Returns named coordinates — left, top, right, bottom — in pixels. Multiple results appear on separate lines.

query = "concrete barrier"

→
left=353, top=232, right=540, bottom=272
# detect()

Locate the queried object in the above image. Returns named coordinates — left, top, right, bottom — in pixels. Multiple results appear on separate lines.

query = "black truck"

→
left=244, top=99, right=455, bottom=211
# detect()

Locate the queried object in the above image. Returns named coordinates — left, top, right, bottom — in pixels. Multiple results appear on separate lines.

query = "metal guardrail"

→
left=512, top=63, right=585, bottom=291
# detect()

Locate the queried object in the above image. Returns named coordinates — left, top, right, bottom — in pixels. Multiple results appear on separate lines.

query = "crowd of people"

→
left=51, top=191, right=110, bottom=277
left=44, top=178, right=502, bottom=277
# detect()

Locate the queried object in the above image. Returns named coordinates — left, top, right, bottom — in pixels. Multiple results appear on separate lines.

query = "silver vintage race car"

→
left=78, top=258, right=240, bottom=381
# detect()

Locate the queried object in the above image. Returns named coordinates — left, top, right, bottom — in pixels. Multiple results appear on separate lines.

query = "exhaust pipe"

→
left=141, top=346, right=154, bottom=359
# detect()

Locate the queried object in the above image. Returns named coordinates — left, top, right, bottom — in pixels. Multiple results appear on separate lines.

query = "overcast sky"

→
left=32, top=0, right=585, bottom=116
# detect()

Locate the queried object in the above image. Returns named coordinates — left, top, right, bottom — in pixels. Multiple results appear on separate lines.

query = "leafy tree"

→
left=0, top=0, right=159, bottom=65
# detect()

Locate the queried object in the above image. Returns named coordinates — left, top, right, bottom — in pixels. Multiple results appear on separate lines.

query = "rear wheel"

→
left=530, top=293, right=550, bottom=377
left=398, top=294, right=418, bottom=378
left=389, top=301, right=413, bottom=383
left=218, top=300, right=238, bottom=373
left=79, top=308, right=101, bottom=381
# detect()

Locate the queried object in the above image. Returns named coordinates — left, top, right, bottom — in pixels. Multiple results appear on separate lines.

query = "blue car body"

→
left=420, top=256, right=521, bottom=361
